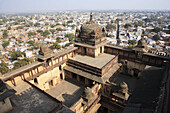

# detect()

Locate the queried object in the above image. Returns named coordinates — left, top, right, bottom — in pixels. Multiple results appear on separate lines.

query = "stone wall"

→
left=0, top=98, right=13, bottom=113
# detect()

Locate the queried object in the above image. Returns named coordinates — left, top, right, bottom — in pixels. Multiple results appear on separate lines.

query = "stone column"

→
left=85, top=78, right=89, bottom=85
left=77, top=75, right=80, bottom=82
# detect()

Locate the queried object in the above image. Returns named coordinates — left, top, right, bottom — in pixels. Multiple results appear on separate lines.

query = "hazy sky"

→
left=0, top=0, right=170, bottom=13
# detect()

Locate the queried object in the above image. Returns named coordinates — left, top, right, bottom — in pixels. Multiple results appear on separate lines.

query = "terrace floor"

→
left=109, top=73, right=138, bottom=92
left=70, top=53, right=116, bottom=69
left=46, top=78, right=85, bottom=107
left=9, top=81, right=60, bottom=113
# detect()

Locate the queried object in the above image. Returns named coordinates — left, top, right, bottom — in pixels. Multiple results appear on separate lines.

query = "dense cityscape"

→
left=0, top=11, right=170, bottom=74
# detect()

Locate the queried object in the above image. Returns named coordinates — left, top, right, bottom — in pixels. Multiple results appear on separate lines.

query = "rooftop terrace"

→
left=70, top=53, right=116, bottom=69
left=9, top=81, right=62, bottom=113
left=46, top=78, right=85, bottom=107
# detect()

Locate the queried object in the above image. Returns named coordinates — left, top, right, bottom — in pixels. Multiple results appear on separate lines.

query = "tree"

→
left=14, top=58, right=33, bottom=68
left=108, top=34, right=115, bottom=37
left=56, top=23, right=60, bottom=25
left=2, top=41, right=9, bottom=48
left=34, top=22, right=40, bottom=27
left=0, top=21, right=3, bottom=25
left=28, top=31, right=36, bottom=37
left=37, top=29, right=43, bottom=33
left=0, top=62, right=9, bottom=74
left=11, top=36, right=15, bottom=39
left=29, top=22, right=33, bottom=26
left=152, top=35, right=160, bottom=41
left=50, top=29, right=56, bottom=34
left=11, top=51, right=24, bottom=60
left=128, top=40, right=136, bottom=48
left=134, top=21, right=143, bottom=27
left=16, top=26, right=24, bottom=29
left=56, top=37, right=61, bottom=41
left=106, top=24, right=116, bottom=31
left=124, top=23, right=132, bottom=29
left=45, top=23, right=49, bottom=26
left=128, top=40, right=136, bottom=45
left=65, top=33, right=75, bottom=41
left=8, top=26, right=11, bottom=30
left=67, top=20, right=73, bottom=24
left=153, top=27, right=162, bottom=33
left=53, top=42, right=61, bottom=49
left=3, top=30, right=8, bottom=38
left=27, top=40, right=35, bottom=46
left=56, top=28, right=63, bottom=31
left=43, top=30, right=50, bottom=37
left=51, top=24, right=55, bottom=28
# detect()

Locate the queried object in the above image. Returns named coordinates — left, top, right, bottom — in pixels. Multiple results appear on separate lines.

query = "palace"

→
left=0, top=13, right=170, bottom=113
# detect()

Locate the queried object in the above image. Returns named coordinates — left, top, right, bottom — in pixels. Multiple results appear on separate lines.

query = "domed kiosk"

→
left=75, top=12, right=107, bottom=57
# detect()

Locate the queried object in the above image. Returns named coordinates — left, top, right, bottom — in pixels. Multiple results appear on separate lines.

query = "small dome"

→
left=79, top=22, right=104, bottom=39
left=137, top=37, right=146, bottom=48
left=120, top=82, right=128, bottom=89
left=83, top=87, right=94, bottom=100
left=39, top=45, right=52, bottom=56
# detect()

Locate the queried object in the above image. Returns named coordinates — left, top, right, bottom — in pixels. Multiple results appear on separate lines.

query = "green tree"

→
left=43, top=30, right=50, bottom=37
left=128, top=40, right=136, bottom=45
left=37, top=29, right=43, bottom=33
left=29, top=22, right=33, bottom=26
left=11, top=36, right=15, bottom=39
left=14, top=58, right=33, bottom=68
left=2, top=41, right=9, bottom=48
left=124, top=23, right=132, bottom=29
left=11, top=51, right=24, bottom=60
left=56, top=37, right=61, bottom=41
left=0, top=62, right=9, bottom=74
left=28, top=31, right=36, bottom=36
left=53, top=42, right=61, bottom=49
left=3, top=30, right=8, bottom=38
left=17, top=39, right=22, bottom=43
left=51, top=24, right=55, bottom=28
left=153, top=27, right=162, bottom=33
left=128, top=40, right=136, bottom=48
left=56, top=23, right=60, bottom=25
left=67, top=20, right=73, bottom=24
left=34, top=22, right=40, bottom=27
left=56, top=28, right=63, bottom=31
left=8, top=26, right=11, bottom=30
left=0, top=21, right=3, bottom=25
left=108, top=34, right=115, bottom=37
left=106, top=24, right=116, bottom=31
left=65, top=33, right=75, bottom=41
left=16, top=26, right=24, bottom=29
left=50, top=29, right=56, bottom=34
left=152, top=35, right=160, bottom=41
left=27, top=40, right=35, bottom=46
left=45, top=23, right=49, bottom=26
left=134, top=21, right=144, bottom=27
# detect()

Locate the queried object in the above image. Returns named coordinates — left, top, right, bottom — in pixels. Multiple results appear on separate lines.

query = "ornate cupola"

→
left=75, top=12, right=107, bottom=57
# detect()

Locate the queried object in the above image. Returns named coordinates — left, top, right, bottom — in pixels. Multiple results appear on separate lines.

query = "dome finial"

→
left=90, top=12, right=92, bottom=21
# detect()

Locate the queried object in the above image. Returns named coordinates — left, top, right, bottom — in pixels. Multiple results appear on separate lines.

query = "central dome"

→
left=75, top=13, right=106, bottom=46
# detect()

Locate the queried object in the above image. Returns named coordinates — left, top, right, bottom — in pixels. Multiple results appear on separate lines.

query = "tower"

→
left=75, top=13, right=107, bottom=57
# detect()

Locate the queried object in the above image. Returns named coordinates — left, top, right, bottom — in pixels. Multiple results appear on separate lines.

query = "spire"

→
left=90, top=12, right=92, bottom=21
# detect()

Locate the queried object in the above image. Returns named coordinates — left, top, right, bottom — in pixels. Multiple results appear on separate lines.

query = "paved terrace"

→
left=8, top=81, right=62, bottom=113
left=123, top=66, right=164, bottom=113
left=46, top=78, right=85, bottom=107
left=69, top=53, right=116, bottom=69
left=109, top=73, right=138, bottom=92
